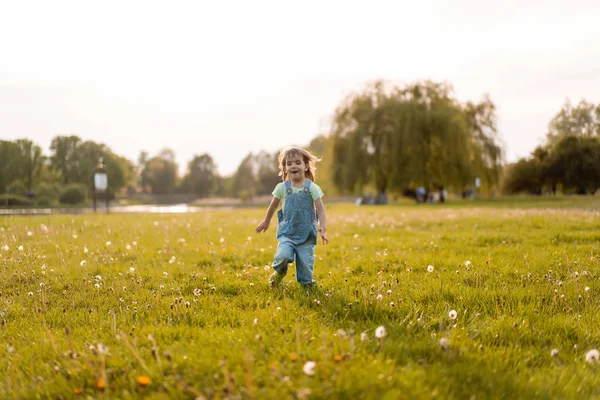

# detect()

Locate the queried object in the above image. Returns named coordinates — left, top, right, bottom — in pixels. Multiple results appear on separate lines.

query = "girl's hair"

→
left=277, top=147, right=320, bottom=182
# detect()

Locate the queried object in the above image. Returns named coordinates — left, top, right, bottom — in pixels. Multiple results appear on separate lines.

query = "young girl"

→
left=255, top=147, right=329, bottom=287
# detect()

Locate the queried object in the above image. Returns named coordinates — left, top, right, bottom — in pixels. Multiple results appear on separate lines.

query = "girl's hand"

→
left=255, top=220, right=270, bottom=233
left=318, top=228, right=329, bottom=244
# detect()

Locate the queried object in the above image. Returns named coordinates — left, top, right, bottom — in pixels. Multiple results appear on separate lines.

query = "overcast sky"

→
left=1, top=0, right=599, bottom=175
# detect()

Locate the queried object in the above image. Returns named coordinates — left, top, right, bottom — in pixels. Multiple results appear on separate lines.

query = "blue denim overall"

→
left=272, top=179, right=318, bottom=286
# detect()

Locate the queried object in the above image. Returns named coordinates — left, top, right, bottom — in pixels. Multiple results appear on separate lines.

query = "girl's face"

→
left=284, top=154, right=307, bottom=181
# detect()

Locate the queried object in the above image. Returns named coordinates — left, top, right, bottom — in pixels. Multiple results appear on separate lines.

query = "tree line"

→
left=503, top=99, right=600, bottom=195
left=1, top=80, right=597, bottom=206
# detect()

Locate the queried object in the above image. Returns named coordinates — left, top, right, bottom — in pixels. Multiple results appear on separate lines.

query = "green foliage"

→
left=547, top=99, right=600, bottom=145
left=504, top=99, right=600, bottom=195
left=330, top=81, right=502, bottom=195
left=59, top=183, right=88, bottom=204
left=1, top=201, right=600, bottom=398
left=35, top=182, right=60, bottom=200
left=0, top=193, right=34, bottom=206
left=7, top=180, right=27, bottom=195
left=181, top=153, right=217, bottom=197
left=35, top=195, right=58, bottom=207
left=143, top=149, right=179, bottom=194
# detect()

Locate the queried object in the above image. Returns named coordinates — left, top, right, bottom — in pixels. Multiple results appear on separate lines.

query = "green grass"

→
left=1, top=198, right=600, bottom=399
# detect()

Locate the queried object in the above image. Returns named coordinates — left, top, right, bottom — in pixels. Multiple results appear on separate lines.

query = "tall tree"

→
left=182, top=153, right=217, bottom=197
left=49, top=135, right=82, bottom=184
left=144, top=149, right=178, bottom=194
left=330, top=80, right=498, bottom=195
left=14, top=139, right=45, bottom=190
left=547, top=99, right=600, bottom=145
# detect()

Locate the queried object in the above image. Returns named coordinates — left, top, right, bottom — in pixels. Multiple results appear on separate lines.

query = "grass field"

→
left=1, top=197, right=600, bottom=399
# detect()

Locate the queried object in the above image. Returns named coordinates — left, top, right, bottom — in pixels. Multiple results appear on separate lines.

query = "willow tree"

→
left=330, top=80, right=503, bottom=195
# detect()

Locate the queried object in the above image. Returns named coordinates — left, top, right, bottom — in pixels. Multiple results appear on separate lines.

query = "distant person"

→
left=416, top=186, right=426, bottom=203
left=440, top=186, right=448, bottom=203
left=255, top=147, right=329, bottom=288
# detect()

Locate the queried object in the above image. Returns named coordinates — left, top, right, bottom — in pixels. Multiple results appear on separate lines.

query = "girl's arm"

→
left=255, top=196, right=281, bottom=233
left=314, top=198, right=329, bottom=244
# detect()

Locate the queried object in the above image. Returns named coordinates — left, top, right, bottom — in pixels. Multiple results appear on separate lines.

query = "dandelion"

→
left=220, top=237, right=225, bottom=244
left=136, top=376, right=151, bottom=386
left=95, top=283, right=101, bottom=288
left=448, top=310, right=457, bottom=320
left=551, top=349, right=559, bottom=357
left=73, top=388, right=83, bottom=394
left=28, top=292, right=33, bottom=296
left=360, top=332, right=368, bottom=342
left=106, top=241, right=111, bottom=246
left=18, top=245, right=23, bottom=251
left=96, top=378, right=106, bottom=390
left=163, top=272, right=168, bottom=277
left=27, top=231, right=32, bottom=237
left=586, top=349, right=599, bottom=364
left=84, top=247, right=88, bottom=253
left=585, top=287, right=590, bottom=292
left=465, top=260, right=471, bottom=266
left=97, top=343, right=109, bottom=355
left=376, top=294, right=383, bottom=301
left=253, top=318, right=258, bottom=325
left=129, top=267, right=135, bottom=273
left=133, top=241, right=137, bottom=246
left=193, top=288, right=202, bottom=296
left=80, top=260, right=87, bottom=267
left=439, top=337, right=449, bottom=349
left=2, top=245, right=8, bottom=251
left=303, top=361, right=316, bottom=376
left=389, top=302, right=395, bottom=307
left=387, top=290, right=392, bottom=294
left=72, top=234, right=77, bottom=239
left=126, top=244, right=131, bottom=250
left=94, top=275, right=102, bottom=281
left=334, top=354, right=343, bottom=362
left=375, top=326, right=386, bottom=339
left=427, top=265, right=434, bottom=273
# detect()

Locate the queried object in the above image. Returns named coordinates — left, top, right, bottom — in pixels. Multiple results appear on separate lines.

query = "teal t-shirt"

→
left=272, top=179, right=324, bottom=210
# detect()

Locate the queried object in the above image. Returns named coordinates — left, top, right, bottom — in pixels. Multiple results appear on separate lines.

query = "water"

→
left=0, top=204, right=234, bottom=216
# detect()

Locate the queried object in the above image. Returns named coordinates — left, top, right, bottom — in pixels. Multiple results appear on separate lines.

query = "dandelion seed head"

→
left=448, top=310, right=457, bottom=320
left=439, top=337, right=449, bottom=349
left=586, top=349, right=599, bottom=364
left=375, top=326, right=386, bottom=339
left=427, top=265, right=434, bottom=273
left=303, top=361, right=316, bottom=376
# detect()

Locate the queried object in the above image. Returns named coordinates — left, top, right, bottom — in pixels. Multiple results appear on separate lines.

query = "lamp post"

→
left=93, top=158, right=108, bottom=213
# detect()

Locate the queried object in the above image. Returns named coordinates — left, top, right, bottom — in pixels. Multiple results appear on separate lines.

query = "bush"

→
left=35, top=183, right=60, bottom=201
left=35, top=195, right=58, bottom=207
left=0, top=194, right=34, bottom=207
left=59, top=184, right=87, bottom=205
left=7, top=181, right=27, bottom=196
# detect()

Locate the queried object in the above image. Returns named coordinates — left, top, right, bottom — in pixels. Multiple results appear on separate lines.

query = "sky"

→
left=1, top=0, right=599, bottom=176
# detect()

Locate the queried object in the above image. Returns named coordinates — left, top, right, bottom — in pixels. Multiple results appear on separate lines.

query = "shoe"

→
left=269, top=271, right=285, bottom=287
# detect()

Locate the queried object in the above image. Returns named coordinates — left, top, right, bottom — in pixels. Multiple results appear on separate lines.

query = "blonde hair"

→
left=277, top=147, right=320, bottom=182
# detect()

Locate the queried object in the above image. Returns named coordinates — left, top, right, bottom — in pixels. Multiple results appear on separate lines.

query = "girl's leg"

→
left=295, top=242, right=316, bottom=286
left=272, top=238, right=295, bottom=276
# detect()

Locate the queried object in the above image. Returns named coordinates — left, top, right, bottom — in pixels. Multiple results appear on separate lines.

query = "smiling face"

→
left=284, top=153, right=307, bottom=183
